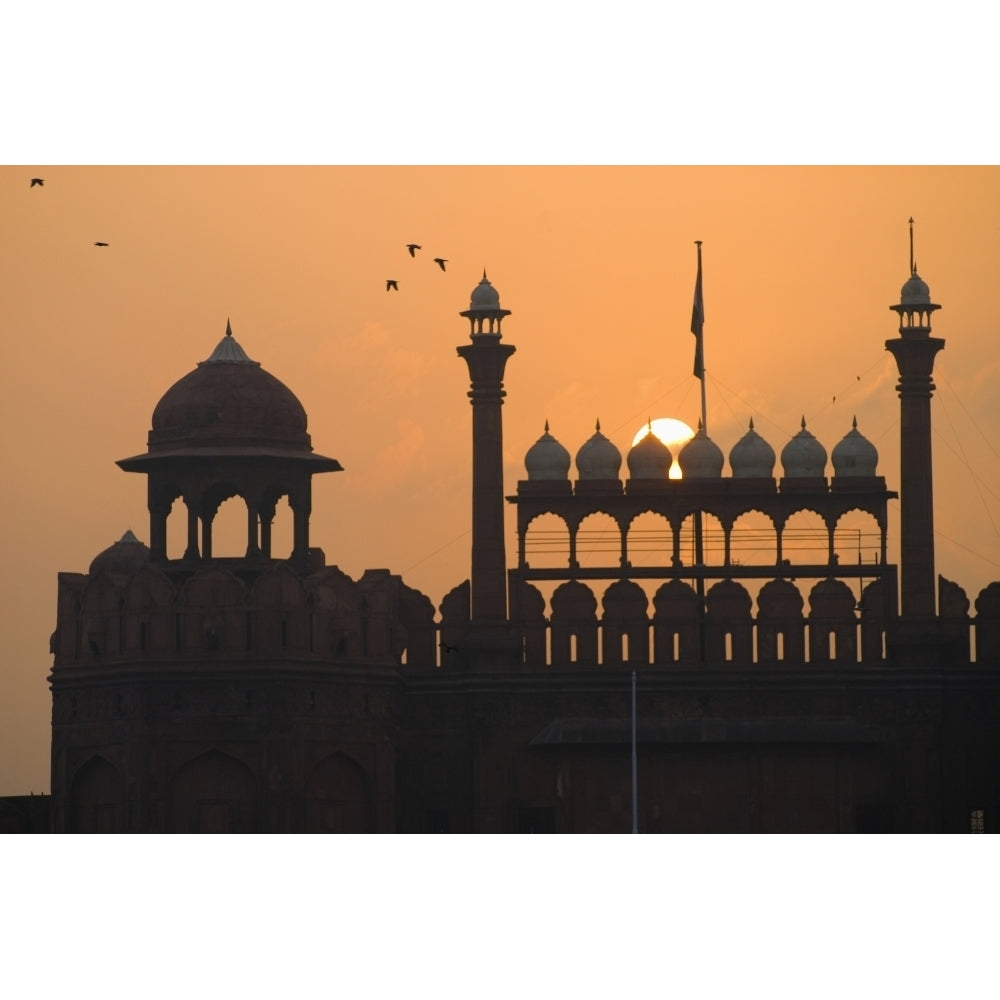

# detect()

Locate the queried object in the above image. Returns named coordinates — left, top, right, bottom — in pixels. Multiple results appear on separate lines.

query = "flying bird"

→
left=406, top=244, right=421, bottom=257
left=433, top=258, right=447, bottom=271
left=30, top=177, right=44, bottom=187
left=94, top=242, right=109, bottom=247
left=386, top=279, right=398, bottom=291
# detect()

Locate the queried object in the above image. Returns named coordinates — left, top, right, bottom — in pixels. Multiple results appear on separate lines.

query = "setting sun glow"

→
left=632, top=418, right=696, bottom=479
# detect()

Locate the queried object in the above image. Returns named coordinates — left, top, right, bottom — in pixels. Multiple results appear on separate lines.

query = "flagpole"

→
left=631, top=668, right=638, bottom=834
left=691, top=241, right=708, bottom=662
left=694, top=240, right=708, bottom=434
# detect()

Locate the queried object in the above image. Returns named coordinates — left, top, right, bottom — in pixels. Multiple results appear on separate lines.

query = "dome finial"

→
left=544, top=419, right=550, bottom=433
left=908, top=217, right=915, bottom=275
left=226, top=317, right=232, bottom=338
left=595, top=418, right=601, bottom=433
left=852, top=415, right=858, bottom=429
left=483, top=268, right=488, bottom=281
left=749, top=416, right=755, bottom=430
left=801, top=415, right=807, bottom=430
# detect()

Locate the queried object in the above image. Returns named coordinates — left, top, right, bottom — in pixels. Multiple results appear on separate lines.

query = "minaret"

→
left=457, top=272, right=515, bottom=625
left=885, top=219, right=943, bottom=623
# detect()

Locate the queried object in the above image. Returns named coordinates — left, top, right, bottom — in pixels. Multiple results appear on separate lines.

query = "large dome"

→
left=88, top=529, right=150, bottom=576
left=525, top=422, right=571, bottom=480
left=678, top=426, right=724, bottom=479
left=627, top=425, right=672, bottom=480
left=575, top=421, right=622, bottom=480
left=781, top=418, right=827, bottom=477
left=832, top=417, right=878, bottom=477
left=148, top=324, right=311, bottom=452
left=729, top=418, right=775, bottom=478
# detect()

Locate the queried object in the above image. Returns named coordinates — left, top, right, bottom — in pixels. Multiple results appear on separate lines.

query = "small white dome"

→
left=468, top=272, right=502, bottom=311
left=729, top=418, right=775, bottom=478
left=900, top=271, right=931, bottom=305
left=678, top=425, right=724, bottom=479
left=781, top=417, right=828, bottom=477
left=575, top=420, right=622, bottom=479
left=525, top=422, right=572, bottom=480
left=832, top=417, right=878, bottom=477
left=627, top=424, right=672, bottom=480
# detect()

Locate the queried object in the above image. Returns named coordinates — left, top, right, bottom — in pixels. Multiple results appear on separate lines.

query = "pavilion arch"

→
left=523, top=511, right=571, bottom=570
left=730, top=509, right=778, bottom=568
left=625, top=510, right=673, bottom=569
left=574, top=511, right=624, bottom=570
left=652, top=579, right=701, bottom=665
left=513, top=580, right=548, bottom=666
left=170, top=749, right=258, bottom=833
left=266, top=494, right=295, bottom=560
left=808, top=578, right=858, bottom=663
left=250, top=563, right=306, bottom=653
left=179, top=567, right=247, bottom=655
left=831, top=507, right=885, bottom=579
left=757, top=578, right=805, bottom=664
left=550, top=580, right=599, bottom=665
left=68, top=755, right=124, bottom=833
left=397, top=584, right=437, bottom=667
left=163, top=493, right=188, bottom=560
left=704, top=579, right=753, bottom=663
left=305, top=752, right=373, bottom=833
left=204, top=490, right=249, bottom=559
left=602, top=579, right=650, bottom=665
left=677, top=511, right=725, bottom=568
left=780, top=507, right=831, bottom=567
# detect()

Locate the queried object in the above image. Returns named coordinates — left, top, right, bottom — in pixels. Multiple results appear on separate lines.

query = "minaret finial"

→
left=544, top=419, right=549, bottom=433
left=226, top=317, right=232, bottom=338
left=483, top=268, right=488, bottom=281
left=908, top=217, right=915, bottom=275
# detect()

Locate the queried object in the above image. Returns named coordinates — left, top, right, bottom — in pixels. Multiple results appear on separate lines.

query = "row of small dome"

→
left=525, top=417, right=879, bottom=481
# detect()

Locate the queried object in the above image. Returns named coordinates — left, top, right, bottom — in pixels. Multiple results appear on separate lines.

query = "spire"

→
left=544, top=419, right=549, bottom=433
left=909, top=217, right=915, bottom=275
left=226, top=317, right=233, bottom=338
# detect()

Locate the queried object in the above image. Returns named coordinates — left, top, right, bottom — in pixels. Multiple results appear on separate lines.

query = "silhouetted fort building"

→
left=43, top=256, right=1000, bottom=833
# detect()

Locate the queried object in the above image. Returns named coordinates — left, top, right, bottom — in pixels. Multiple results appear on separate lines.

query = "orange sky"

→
left=1, top=165, right=998, bottom=794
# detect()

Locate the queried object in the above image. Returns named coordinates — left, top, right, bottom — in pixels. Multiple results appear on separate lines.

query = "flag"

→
left=691, top=244, right=705, bottom=380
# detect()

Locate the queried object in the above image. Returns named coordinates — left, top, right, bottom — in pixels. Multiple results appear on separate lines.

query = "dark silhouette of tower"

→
left=885, top=222, right=943, bottom=627
left=457, top=274, right=515, bottom=626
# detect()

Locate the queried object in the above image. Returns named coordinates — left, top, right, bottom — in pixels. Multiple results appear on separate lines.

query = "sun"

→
left=632, top=417, right=696, bottom=479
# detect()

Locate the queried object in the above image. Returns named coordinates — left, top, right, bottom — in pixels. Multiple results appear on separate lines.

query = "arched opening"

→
left=523, top=513, right=571, bottom=570
left=777, top=632, right=785, bottom=661
left=69, top=756, right=124, bottom=833
left=781, top=509, right=829, bottom=567
left=724, top=632, right=733, bottom=662
left=576, top=511, right=622, bottom=569
left=570, top=634, right=578, bottom=663
left=833, top=508, right=884, bottom=605
left=269, top=495, right=294, bottom=560
left=209, top=494, right=249, bottom=558
left=678, top=511, right=725, bottom=567
left=165, top=496, right=187, bottom=560
left=730, top=510, right=777, bottom=567
left=626, top=511, right=672, bottom=568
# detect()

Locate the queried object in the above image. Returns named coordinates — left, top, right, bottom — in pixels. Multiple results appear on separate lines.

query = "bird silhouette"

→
left=406, top=244, right=421, bottom=257
left=386, top=280, right=398, bottom=291
left=94, top=242, right=109, bottom=247
left=433, top=258, right=447, bottom=271
left=30, top=177, right=44, bottom=188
